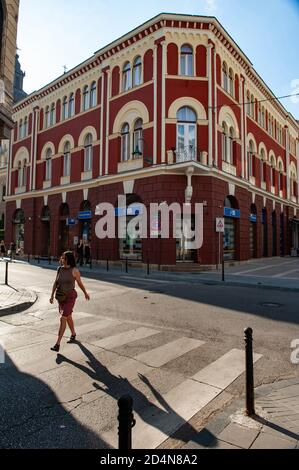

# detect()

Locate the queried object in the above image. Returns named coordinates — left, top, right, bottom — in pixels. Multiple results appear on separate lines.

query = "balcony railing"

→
left=175, top=145, right=200, bottom=163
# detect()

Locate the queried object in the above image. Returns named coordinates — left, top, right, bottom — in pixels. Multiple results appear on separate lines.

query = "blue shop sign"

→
left=78, top=211, right=92, bottom=220
left=224, top=207, right=241, bottom=219
left=66, top=218, right=76, bottom=226
left=249, top=214, right=257, bottom=223
left=115, top=205, right=143, bottom=217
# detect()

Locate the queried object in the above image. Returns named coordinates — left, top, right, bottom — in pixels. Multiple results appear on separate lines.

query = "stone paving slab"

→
left=0, top=285, right=37, bottom=316
left=184, top=379, right=299, bottom=450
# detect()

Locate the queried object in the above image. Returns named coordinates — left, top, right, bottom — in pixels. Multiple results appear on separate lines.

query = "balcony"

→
left=118, top=156, right=143, bottom=173
left=174, top=146, right=200, bottom=164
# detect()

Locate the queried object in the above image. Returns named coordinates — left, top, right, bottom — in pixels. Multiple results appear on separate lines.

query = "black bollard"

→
left=90, top=259, right=92, bottom=270
left=244, top=328, right=255, bottom=416
left=125, top=257, right=128, bottom=274
left=147, top=258, right=150, bottom=276
left=222, top=258, right=225, bottom=282
left=118, top=395, right=136, bottom=450
left=107, top=259, right=109, bottom=272
left=5, top=262, right=8, bottom=286
left=49, top=256, right=51, bottom=265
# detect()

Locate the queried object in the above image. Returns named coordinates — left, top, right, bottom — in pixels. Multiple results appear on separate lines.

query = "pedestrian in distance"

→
left=84, top=241, right=91, bottom=265
left=10, top=241, right=16, bottom=260
left=0, top=240, right=6, bottom=258
left=76, top=239, right=84, bottom=267
left=49, top=251, right=90, bottom=352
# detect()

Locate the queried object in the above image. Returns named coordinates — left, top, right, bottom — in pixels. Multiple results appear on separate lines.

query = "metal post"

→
left=118, top=395, right=136, bottom=450
left=244, top=327, right=255, bottom=416
left=5, top=262, right=8, bottom=286
left=125, top=257, right=128, bottom=274
left=107, top=258, right=109, bottom=272
left=90, top=258, right=92, bottom=270
left=147, top=258, right=150, bottom=276
left=222, top=258, right=225, bottom=282
left=49, top=256, right=51, bottom=265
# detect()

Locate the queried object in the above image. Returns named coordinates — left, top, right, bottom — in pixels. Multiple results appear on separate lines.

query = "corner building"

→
left=5, top=13, right=299, bottom=267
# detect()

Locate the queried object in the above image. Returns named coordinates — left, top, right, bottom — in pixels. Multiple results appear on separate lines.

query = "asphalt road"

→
left=1, top=261, right=299, bottom=448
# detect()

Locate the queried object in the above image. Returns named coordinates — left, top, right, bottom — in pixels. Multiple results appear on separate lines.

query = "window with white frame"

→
left=69, top=93, right=75, bottom=117
left=222, top=62, right=228, bottom=92
left=45, top=149, right=52, bottom=182
left=84, top=134, right=93, bottom=172
left=19, top=120, right=23, bottom=139
left=133, top=56, right=142, bottom=87
left=248, top=140, right=255, bottom=177
left=50, top=103, right=55, bottom=127
left=17, top=162, right=22, bottom=187
left=229, top=68, right=234, bottom=97
left=222, top=122, right=228, bottom=163
left=123, top=62, right=131, bottom=92
left=176, top=106, right=197, bottom=162
left=121, top=123, right=130, bottom=162
left=90, top=81, right=97, bottom=107
left=180, top=45, right=194, bottom=76
left=45, top=106, right=50, bottom=128
left=62, top=96, right=68, bottom=120
left=228, top=127, right=234, bottom=164
left=261, top=108, right=265, bottom=128
left=278, top=162, right=283, bottom=193
left=270, top=156, right=275, bottom=187
left=250, top=96, right=255, bottom=119
left=23, top=117, right=28, bottom=137
left=63, top=142, right=71, bottom=177
left=246, top=91, right=251, bottom=115
left=260, top=149, right=266, bottom=182
left=83, top=85, right=89, bottom=111
left=133, top=119, right=143, bottom=157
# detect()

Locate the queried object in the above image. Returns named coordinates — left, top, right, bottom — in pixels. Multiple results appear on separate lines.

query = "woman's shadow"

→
left=56, top=341, right=212, bottom=448
left=0, top=352, right=110, bottom=449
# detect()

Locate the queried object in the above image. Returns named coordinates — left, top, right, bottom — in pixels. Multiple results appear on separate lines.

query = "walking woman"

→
left=50, top=251, right=90, bottom=352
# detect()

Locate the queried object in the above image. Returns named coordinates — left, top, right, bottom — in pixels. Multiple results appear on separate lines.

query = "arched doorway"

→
left=59, top=203, right=70, bottom=254
left=79, top=200, right=92, bottom=243
left=262, top=208, right=268, bottom=257
left=41, top=206, right=51, bottom=256
left=223, top=196, right=239, bottom=261
left=280, top=212, right=285, bottom=256
left=272, top=211, right=277, bottom=256
left=118, top=194, right=143, bottom=261
left=13, top=209, right=25, bottom=251
left=249, top=204, right=257, bottom=259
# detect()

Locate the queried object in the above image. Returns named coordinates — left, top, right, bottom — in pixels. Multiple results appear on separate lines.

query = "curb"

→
left=0, top=289, right=38, bottom=317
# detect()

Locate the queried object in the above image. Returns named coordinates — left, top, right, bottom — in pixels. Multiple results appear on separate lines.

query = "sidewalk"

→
left=0, top=285, right=37, bottom=316
left=183, top=378, right=299, bottom=449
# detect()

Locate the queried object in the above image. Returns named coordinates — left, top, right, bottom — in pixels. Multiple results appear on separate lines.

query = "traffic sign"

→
left=216, top=218, right=225, bottom=233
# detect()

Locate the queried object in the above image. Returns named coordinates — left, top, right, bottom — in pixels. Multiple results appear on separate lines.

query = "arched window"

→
left=45, top=106, right=50, bottom=128
left=246, top=91, right=251, bottom=115
left=17, top=161, right=22, bottom=188
left=180, top=44, right=194, bottom=76
left=133, top=119, right=143, bottom=158
left=260, top=148, right=266, bottom=182
left=270, top=156, right=276, bottom=187
left=23, top=116, right=28, bottom=137
left=50, top=103, right=55, bottom=126
left=19, top=119, right=23, bottom=139
left=229, top=68, right=234, bottom=96
left=45, top=149, right=52, bottom=182
left=261, top=108, right=265, bottom=128
left=228, top=127, right=234, bottom=164
left=62, top=96, right=68, bottom=120
left=248, top=140, right=255, bottom=177
left=176, top=106, right=197, bottom=162
left=133, top=56, right=142, bottom=87
left=121, top=123, right=130, bottom=162
left=22, top=160, right=27, bottom=188
left=222, top=122, right=228, bottom=163
left=278, top=162, right=283, bottom=193
left=63, top=141, right=71, bottom=177
left=83, top=85, right=89, bottom=111
left=84, top=134, right=93, bottom=172
left=250, top=95, right=255, bottom=119
left=69, top=93, right=75, bottom=117
left=90, top=81, right=97, bottom=107
left=123, top=62, right=131, bottom=92
left=222, top=62, right=228, bottom=92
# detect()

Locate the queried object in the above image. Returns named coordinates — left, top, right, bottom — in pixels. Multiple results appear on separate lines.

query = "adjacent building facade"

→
left=1, top=0, right=20, bottom=242
left=5, top=13, right=299, bottom=266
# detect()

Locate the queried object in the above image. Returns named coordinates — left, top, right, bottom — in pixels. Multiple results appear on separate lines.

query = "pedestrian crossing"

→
left=1, top=311, right=263, bottom=449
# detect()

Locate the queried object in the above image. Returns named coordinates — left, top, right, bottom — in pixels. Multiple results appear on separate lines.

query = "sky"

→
left=17, top=0, right=299, bottom=119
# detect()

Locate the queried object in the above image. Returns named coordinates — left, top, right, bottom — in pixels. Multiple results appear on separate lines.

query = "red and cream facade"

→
left=5, top=13, right=299, bottom=266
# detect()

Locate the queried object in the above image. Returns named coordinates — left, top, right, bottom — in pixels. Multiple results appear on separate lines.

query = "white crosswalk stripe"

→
left=91, top=327, right=160, bottom=349
left=135, top=338, right=205, bottom=367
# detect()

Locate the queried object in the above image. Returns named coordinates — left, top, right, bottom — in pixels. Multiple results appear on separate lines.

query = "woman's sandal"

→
left=67, top=335, right=76, bottom=344
left=51, top=344, right=60, bottom=352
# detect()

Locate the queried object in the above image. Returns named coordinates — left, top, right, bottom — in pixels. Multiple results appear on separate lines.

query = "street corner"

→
left=0, top=285, right=38, bottom=316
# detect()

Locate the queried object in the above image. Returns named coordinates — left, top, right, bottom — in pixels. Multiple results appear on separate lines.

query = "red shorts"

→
left=59, top=290, right=78, bottom=317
